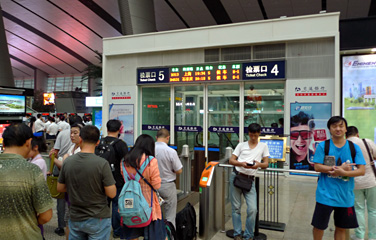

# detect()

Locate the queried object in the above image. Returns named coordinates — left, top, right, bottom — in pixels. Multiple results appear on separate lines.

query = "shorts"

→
left=311, top=202, right=358, bottom=230
left=121, top=219, right=166, bottom=240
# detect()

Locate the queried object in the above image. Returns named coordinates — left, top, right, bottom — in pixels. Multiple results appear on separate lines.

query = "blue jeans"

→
left=108, top=187, right=123, bottom=237
left=230, top=172, right=257, bottom=240
left=69, top=218, right=111, bottom=240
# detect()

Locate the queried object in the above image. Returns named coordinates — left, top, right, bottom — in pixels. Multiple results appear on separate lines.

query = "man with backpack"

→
left=57, top=125, right=116, bottom=239
left=155, top=128, right=183, bottom=227
left=311, top=116, right=366, bottom=240
left=95, top=119, right=128, bottom=238
left=346, top=126, right=376, bottom=240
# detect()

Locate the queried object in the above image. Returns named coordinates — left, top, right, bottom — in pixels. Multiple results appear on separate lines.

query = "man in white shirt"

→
left=346, top=126, right=376, bottom=240
left=34, top=114, right=45, bottom=133
left=155, top=129, right=183, bottom=227
left=58, top=116, right=70, bottom=132
left=229, top=123, right=270, bottom=240
left=47, top=118, right=59, bottom=139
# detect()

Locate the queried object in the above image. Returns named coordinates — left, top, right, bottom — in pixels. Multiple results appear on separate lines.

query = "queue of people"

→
left=1, top=115, right=375, bottom=240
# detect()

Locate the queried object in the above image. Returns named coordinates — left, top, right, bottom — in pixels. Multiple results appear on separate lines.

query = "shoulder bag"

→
left=46, top=154, right=65, bottom=199
left=362, top=139, right=376, bottom=179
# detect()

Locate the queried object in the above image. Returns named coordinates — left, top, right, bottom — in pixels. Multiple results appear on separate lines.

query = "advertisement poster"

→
left=342, top=54, right=376, bottom=142
left=290, top=103, right=332, bottom=171
left=109, top=104, right=134, bottom=146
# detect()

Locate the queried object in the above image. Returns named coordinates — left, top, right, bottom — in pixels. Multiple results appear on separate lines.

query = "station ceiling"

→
left=1, top=0, right=375, bottom=78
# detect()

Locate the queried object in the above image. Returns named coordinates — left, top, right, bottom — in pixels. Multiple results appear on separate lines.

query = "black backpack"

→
left=164, top=220, right=177, bottom=240
left=176, top=202, right=197, bottom=240
left=324, top=139, right=356, bottom=164
left=95, top=138, right=121, bottom=171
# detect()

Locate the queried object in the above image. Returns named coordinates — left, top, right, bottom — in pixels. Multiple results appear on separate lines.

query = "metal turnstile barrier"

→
left=178, top=144, right=192, bottom=199
left=199, top=148, right=234, bottom=240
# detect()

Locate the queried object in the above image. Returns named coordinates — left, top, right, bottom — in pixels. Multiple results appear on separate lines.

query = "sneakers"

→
left=113, top=233, right=121, bottom=239
left=54, top=228, right=65, bottom=236
left=350, top=235, right=364, bottom=240
left=234, top=235, right=243, bottom=240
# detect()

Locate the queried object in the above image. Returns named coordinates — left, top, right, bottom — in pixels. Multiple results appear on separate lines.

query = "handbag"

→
left=362, top=139, right=376, bottom=179
left=46, top=154, right=65, bottom=199
left=233, top=170, right=254, bottom=192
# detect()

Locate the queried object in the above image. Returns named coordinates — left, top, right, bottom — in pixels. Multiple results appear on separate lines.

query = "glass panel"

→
left=208, top=84, right=240, bottom=159
left=174, top=85, right=203, bottom=194
left=174, top=85, right=203, bottom=153
left=141, top=87, right=170, bottom=137
left=244, top=82, right=285, bottom=140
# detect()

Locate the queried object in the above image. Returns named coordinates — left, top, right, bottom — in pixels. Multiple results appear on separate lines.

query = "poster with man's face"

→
left=290, top=103, right=331, bottom=171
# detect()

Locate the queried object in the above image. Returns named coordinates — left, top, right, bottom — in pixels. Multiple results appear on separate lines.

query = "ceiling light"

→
left=371, top=48, right=376, bottom=52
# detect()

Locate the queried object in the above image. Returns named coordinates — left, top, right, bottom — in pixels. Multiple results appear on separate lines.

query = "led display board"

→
left=137, top=61, right=285, bottom=84
left=43, top=93, right=55, bottom=105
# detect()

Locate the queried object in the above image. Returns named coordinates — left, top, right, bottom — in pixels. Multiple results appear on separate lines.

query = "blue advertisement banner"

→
left=137, top=68, right=169, bottom=84
left=242, top=61, right=285, bottom=80
left=175, top=126, right=203, bottom=132
left=208, top=126, right=239, bottom=133
left=142, top=125, right=170, bottom=131
left=243, top=127, right=283, bottom=135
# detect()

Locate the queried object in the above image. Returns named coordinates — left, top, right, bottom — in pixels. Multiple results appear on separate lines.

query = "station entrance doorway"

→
left=141, top=82, right=284, bottom=191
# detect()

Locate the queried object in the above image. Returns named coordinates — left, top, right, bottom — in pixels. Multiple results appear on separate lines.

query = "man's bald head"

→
left=157, top=128, right=170, bottom=139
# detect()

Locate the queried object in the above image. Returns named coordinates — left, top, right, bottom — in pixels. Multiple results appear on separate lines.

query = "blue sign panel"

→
left=259, top=139, right=285, bottom=159
left=243, top=127, right=283, bottom=135
left=209, top=126, right=239, bottom=133
left=142, top=125, right=170, bottom=131
left=243, top=61, right=285, bottom=80
left=175, top=126, right=203, bottom=132
left=137, top=68, right=169, bottom=84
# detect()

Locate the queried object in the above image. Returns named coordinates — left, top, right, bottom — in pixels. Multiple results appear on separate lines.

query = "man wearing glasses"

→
left=290, top=111, right=315, bottom=170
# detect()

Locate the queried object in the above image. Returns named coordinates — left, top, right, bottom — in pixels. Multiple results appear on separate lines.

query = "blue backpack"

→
left=119, top=156, right=154, bottom=228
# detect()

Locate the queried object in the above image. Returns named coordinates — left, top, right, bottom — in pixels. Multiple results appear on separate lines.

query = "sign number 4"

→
left=271, top=64, right=279, bottom=76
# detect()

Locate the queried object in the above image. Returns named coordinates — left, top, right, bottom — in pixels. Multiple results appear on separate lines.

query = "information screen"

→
left=259, top=138, right=285, bottom=160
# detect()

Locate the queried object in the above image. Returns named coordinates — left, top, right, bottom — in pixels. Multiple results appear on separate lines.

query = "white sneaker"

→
left=350, top=235, right=363, bottom=240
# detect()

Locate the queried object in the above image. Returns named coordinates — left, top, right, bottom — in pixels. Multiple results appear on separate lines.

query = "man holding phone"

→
left=229, top=123, right=269, bottom=240
left=311, top=116, right=366, bottom=240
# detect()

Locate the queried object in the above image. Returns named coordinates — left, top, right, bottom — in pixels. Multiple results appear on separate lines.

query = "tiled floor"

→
left=43, top=173, right=366, bottom=240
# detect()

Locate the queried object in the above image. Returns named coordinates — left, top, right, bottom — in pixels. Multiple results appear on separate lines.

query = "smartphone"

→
left=247, top=162, right=255, bottom=166
left=324, top=156, right=335, bottom=166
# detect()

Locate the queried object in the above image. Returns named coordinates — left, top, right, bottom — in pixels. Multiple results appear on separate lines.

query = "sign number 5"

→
left=271, top=64, right=279, bottom=76
left=159, top=71, right=165, bottom=81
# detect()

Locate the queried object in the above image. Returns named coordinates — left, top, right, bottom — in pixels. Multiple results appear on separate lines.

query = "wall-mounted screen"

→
left=0, top=94, right=25, bottom=116
left=86, top=96, right=103, bottom=107
left=43, top=93, right=55, bottom=105
left=259, top=136, right=287, bottom=161
left=0, top=124, right=10, bottom=145
left=342, top=54, right=376, bottom=142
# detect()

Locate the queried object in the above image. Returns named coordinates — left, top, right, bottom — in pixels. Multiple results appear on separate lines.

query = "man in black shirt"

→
left=99, top=120, right=128, bottom=238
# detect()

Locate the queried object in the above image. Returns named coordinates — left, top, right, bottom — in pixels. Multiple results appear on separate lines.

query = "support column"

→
left=0, top=6, right=14, bottom=87
left=34, top=69, right=48, bottom=92
left=118, top=0, right=156, bottom=35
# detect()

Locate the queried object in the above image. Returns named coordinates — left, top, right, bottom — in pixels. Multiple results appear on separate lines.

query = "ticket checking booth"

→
left=102, top=13, right=340, bottom=191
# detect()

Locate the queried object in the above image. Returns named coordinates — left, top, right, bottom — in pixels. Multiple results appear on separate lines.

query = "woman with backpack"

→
left=120, top=134, right=167, bottom=240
